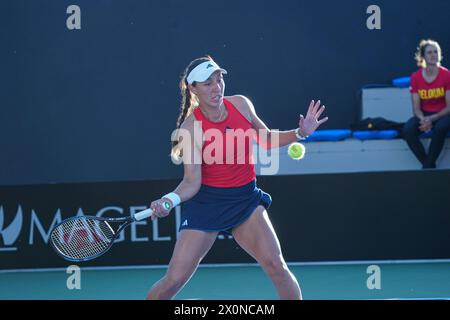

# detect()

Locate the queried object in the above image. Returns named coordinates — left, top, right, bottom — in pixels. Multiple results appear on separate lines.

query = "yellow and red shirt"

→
left=410, top=66, right=450, bottom=113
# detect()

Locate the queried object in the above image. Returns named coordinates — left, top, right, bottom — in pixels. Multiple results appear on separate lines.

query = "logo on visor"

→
left=206, top=64, right=214, bottom=69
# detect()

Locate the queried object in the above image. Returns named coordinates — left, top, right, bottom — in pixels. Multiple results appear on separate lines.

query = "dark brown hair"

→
left=171, top=55, right=213, bottom=161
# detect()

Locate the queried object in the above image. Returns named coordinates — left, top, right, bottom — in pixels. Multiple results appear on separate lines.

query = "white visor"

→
left=186, top=60, right=227, bottom=84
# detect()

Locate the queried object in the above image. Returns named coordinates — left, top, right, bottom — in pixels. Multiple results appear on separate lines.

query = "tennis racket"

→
left=50, top=202, right=171, bottom=262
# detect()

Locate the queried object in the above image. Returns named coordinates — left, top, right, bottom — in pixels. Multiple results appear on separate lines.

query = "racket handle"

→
left=134, top=208, right=154, bottom=221
left=134, top=201, right=172, bottom=221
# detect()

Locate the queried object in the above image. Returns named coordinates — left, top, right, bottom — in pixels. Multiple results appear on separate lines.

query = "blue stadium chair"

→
left=305, top=129, right=352, bottom=142
left=392, top=77, right=410, bottom=88
left=352, top=130, right=400, bottom=141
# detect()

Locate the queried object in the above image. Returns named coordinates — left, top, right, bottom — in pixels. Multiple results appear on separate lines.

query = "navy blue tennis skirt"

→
left=179, top=179, right=272, bottom=234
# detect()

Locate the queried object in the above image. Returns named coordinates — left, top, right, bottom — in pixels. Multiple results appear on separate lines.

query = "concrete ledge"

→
left=255, top=138, right=450, bottom=175
left=362, top=87, right=412, bottom=122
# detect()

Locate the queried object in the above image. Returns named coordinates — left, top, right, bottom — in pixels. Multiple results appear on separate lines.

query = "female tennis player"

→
left=146, top=55, right=328, bottom=300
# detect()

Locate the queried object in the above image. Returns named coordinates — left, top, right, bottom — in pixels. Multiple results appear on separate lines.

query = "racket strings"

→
left=51, top=218, right=116, bottom=260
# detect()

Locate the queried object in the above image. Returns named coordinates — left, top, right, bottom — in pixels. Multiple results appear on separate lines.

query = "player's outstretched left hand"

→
left=299, top=100, right=329, bottom=137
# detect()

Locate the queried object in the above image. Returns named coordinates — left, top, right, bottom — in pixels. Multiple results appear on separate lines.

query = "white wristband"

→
left=162, top=192, right=181, bottom=207
left=295, top=128, right=308, bottom=141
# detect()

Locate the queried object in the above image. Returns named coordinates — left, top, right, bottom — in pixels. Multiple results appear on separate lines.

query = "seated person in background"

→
left=402, top=39, right=450, bottom=169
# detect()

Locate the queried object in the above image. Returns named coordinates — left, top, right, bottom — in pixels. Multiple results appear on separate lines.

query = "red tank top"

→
left=193, top=98, right=256, bottom=187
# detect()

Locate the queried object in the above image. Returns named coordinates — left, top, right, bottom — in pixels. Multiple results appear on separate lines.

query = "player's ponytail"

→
left=176, top=78, right=195, bottom=130
left=171, top=55, right=212, bottom=162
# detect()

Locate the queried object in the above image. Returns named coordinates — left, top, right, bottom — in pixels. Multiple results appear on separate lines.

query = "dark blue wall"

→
left=1, top=0, right=450, bottom=184
left=3, top=170, right=450, bottom=269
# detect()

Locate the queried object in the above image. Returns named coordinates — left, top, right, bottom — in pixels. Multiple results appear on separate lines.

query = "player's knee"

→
left=261, top=255, right=288, bottom=277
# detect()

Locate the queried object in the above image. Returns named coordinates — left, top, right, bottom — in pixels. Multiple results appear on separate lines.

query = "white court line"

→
left=1, top=258, right=450, bottom=274
left=384, top=298, right=450, bottom=300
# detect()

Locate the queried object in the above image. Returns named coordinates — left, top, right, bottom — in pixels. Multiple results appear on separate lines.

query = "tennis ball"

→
left=288, top=142, right=305, bottom=160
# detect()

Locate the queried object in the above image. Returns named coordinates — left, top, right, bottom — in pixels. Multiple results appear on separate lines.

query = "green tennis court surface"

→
left=1, top=261, right=449, bottom=300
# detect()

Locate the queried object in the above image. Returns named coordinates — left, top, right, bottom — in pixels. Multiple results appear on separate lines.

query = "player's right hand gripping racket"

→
left=50, top=202, right=170, bottom=262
